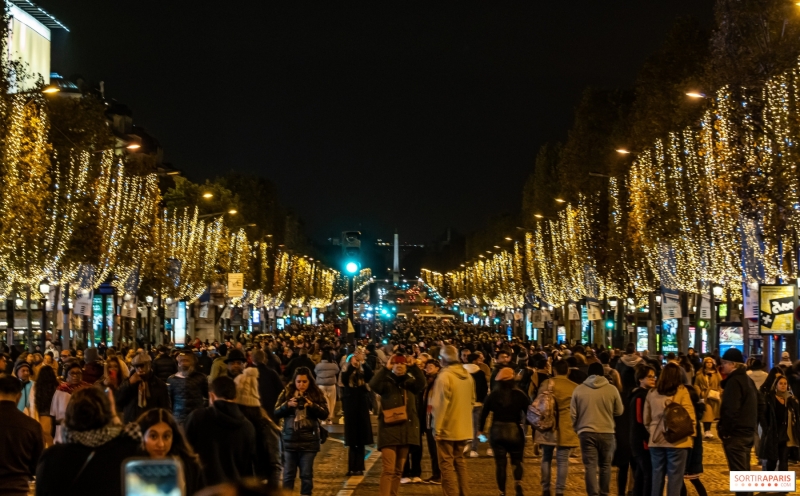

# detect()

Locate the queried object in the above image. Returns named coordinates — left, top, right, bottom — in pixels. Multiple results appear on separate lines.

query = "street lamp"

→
left=712, top=285, right=724, bottom=298
left=38, top=279, right=49, bottom=351
left=197, top=210, right=238, bottom=220
left=686, top=92, right=708, bottom=99
left=91, top=143, right=141, bottom=154
left=504, top=237, right=513, bottom=241
left=555, top=198, right=566, bottom=203
left=615, top=149, right=631, bottom=155
left=41, top=85, right=60, bottom=94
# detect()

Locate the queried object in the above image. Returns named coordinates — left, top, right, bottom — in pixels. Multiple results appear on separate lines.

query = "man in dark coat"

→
left=167, top=351, right=208, bottom=425
left=283, top=348, right=316, bottom=381
left=117, top=351, right=171, bottom=423
left=196, top=349, right=213, bottom=376
left=615, top=342, right=642, bottom=399
left=252, top=349, right=283, bottom=419
left=186, top=376, right=256, bottom=486
left=0, top=375, right=43, bottom=495
left=340, top=354, right=375, bottom=476
left=153, top=345, right=178, bottom=382
left=718, top=348, right=758, bottom=496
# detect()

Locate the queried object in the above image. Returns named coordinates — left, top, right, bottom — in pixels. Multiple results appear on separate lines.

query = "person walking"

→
left=478, top=366, right=528, bottom=496
left=759, top=375, right=800, bottom=471
left=644, top=362, right=696, bottom=496
left=465, top=352, right=489, bottom=458
left=166, top=351, right=208, bottom=425
left=35, top=387, right=141, bottom=496
left=717, top=348, right=758, bottom=496
left=0, top=374, right=43, bottom=496
left=117, top=352, right=171, bottom=423
left=137, top=408, right=204, bottom=496
left=627, top=365, right=655, bottom=496
left=430, top=345, right=475, bottom=496
left=693, top=357, right=721, bottom=439
left=314, top=348, right=340, bottom=425
left=185, top=376, right=256, bottom=486
left=370, top=354, right=426, bottom=496
left=29, top=365, right=58, bottom=447
left=535, top=359, right=579, bottom=496
left=570, top=359, right=624, bottom=496
left=340, top=352, right=374, bottom=476
left=252, top=349, right=283, bottom=422
left=421, top=358, right=443, bottom=484
left=274, top=366, right=329, bottom=496
left=683, top=385, right=709, bottom=496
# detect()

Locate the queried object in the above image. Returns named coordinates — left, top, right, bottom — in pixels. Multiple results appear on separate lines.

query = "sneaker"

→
left=400, top=477, right=412, bottom=484
left=469, top=450, right=479, bottom=458
left=704, top=431, right=713, bottom=439
left=423, top=476, right=442, bottom=484
left=486, top=448, right=494, bottom=456
left=463, top=444, right=471, bottom=453
left=412, top=477, right=423, bottom=483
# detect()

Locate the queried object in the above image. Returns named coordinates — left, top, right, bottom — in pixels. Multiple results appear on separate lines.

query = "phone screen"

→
left=123, top=458, right=184, bottom=496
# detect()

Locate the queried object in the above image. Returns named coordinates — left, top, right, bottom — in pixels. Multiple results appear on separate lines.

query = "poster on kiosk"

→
left=759, top=284, right=797, bottom=334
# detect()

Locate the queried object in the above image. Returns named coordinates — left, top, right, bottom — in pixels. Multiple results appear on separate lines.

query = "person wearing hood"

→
left=644, top=362, right=696, bottom=496
left=535, top=359, right=579, bottom=496
left=570, top=361, right=624, bottom=496
left=14, top=360, right=33, bottom=414
left=759, top=375, right=800, bottom=471
left=465, top=353, right=489, bottom=458
left=478, top=366, right=528, bottom=496
left=208, top=347, right=228, bottom=383
left=694, top=356, right=722, bottom=439
left=370, top=354, right=426, bottom=496
left=234, top=367, right=283, bottom=491
left=117, top=352, right=171, bottom=424
left=615, top=343, right=641, bottom=400
left=185, top=376, right=256, bottom=487
left=429, top=345, right=475, bottom=496
left=746, top=359, right=768, bottom=390
left=779, top=351, right=793, bottom=371
left=718, top=348, right=758, bottom=496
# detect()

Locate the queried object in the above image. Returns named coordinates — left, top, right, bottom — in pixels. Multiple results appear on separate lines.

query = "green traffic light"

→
left=605, top=320, right=614, bottom=329
left=345, top=262, right=358, bottom=274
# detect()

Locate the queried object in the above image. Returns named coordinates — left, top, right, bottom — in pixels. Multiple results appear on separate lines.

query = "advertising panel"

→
left=759, top=284, right=796, bottom=334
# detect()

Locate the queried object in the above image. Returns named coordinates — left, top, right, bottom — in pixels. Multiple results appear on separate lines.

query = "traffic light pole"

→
left=348, top=275, right=355, bottom=346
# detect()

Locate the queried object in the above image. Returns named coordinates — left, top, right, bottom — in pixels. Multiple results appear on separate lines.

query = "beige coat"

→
left=533, top=375, right=580, bottom=448
left=429, top=363, right=476, bottom=441
left=643, top=385, right=697, bottom=448
left=694, top=370, right=722, bottom=422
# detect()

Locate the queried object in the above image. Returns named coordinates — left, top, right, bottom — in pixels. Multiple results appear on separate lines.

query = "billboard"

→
left=759, top=284, right=796, bottom=335
left=7, top=4, right=51, bottom=87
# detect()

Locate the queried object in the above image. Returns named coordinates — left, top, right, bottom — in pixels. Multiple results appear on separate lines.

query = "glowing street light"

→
left=345, top=262, right=359, bottom=274
left=41, top=85, right=60, bottom=94
left=686, top=92, right=707, bottom=99
left=555, top=198, right=566, bottom=203
left=615, top=149, right=631, bottom=155
left=202, top=192, right=213, bottom=199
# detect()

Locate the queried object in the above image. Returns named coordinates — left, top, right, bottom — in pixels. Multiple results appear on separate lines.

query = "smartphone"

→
left=123, top=458, right=185, bottom=496
left=110, top=369, right=118, bottom=383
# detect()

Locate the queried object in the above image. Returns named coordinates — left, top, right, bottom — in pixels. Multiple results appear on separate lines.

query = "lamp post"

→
left=39, top=280, right=49, bottom=352
left=145, top=295, right=154, bottom=350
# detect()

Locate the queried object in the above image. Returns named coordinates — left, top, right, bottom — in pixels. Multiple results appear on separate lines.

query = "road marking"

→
left=337, top=447, right=379, bottom=494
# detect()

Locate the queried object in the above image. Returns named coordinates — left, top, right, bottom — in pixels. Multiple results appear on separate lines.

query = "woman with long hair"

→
left=759, top=375, right=800, bottom=471
left=629, top=365, right=656, bottom=496
left=137, top=408, right=204, bottom=496
left=479, top=367, right=529, bottom=496
left=31, top=365, right=59, bottom=446
left=314, top=348, right=340, bottom=425
left=761, top=366, right=786, bottom=394
left=694, top=357, right=721, bottom=438
left=340, top=352, right=374, bottom=476
left=644, top=362, right=696, bottom=496
left=274, top=366, right=329, bottom=495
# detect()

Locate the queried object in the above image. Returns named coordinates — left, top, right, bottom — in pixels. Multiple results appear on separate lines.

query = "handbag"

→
left=382, top=389, right=408, bottom=424
left=706, top=389, right=720, bottom=401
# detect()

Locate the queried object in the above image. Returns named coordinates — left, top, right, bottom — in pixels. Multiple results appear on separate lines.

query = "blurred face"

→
left=640, top=370, right=656, bottom=389
left=295, top=374, right=309, bottom=394
left=17, top=367, right=30, bottom=382
left=66, top=367, right=83, bottom=385
left=177, top=355, right=193, bottom=373
left=227, top=360, right=244, bottom=377
left=498, top=353, right=510, bottom=365
left=476, top=353, right=485, bottom=364
left=425, top=363, right=440, bottom=376
left=143, top=422, right=173, bottom=459
left=60, top=352, right=70, bottom=362
left=777, top=377, right=789, bottom=394
left=460, top=350, right=470, bottom=363
left=108, top=360, right=120, bottom=373
left=391, top=361, right=407, bottom=376
left=134, top=362, right=151, bottom=376
left=720, top=360, right=736, bottom=376
left=704, top=359, right=715, bottom=370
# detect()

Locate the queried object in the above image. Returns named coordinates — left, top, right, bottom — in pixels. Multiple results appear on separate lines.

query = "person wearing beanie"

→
left=718, top=347, right=758, bottom=496
left=13, top=360, right=33, bottom=414
left=477, top=359, right=528, bottom=496
left=166, top=351, right=207, bottom=425
left=779, top=351, right=793, bottom=370
left=234, top=367, right=283, bottom=491
left=117, top=351, right=170, bottom=423
left=570, top=356, right=624, bottom=496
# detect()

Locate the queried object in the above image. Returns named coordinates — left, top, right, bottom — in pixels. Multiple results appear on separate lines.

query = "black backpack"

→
left=661, top=387, right=694, bottom=443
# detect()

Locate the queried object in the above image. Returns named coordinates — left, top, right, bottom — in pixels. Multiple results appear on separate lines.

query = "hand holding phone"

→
left=124, top=457, right=185, bottom=496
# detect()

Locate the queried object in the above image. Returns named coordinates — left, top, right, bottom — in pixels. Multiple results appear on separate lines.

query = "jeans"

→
left=403, top=443, right=423, bottom=478
left=425, top=429, right=441, bottom=478
left=319, top=385, right=336, bottom=421
left=722, top=435, right=754, bottom=496
left=380, top=445, right=409, bottom=496
left=541, top=445, right=570, bottom=493
left=650, top=447, right=689, bottom=496
left=579, top=432, right=615, bottom=496
left=282, top=450, right=316, bottom=495
left=436, top=439, right=471, bottom=496
left=633, top=451, right=652, bottom=496
left=471, top=405, right=482, bottom=450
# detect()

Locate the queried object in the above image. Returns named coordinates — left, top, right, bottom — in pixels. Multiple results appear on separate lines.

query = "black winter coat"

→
left=341, top=364, right=375, bottom=446
left=283, top=355, right=317, bottom=381
left=117, top=373, right=171, bottom=424
left=759, top=393, right=800, bottom=461
left=255, top=363, right=283, bottom=421
left=153, top=354, right=178, bottom=382
left=185, top=401, right=256, bottom=486
left=686, top=387, right=705, bottom=474
left=196, top=353, right=213, bottom=376
left=274, top=389, right=329, bottom=451
left=238, top=405, right=283, bottom=491
left=718, top=366, right=758, bottom=439
left=167, top=371, right=208, bottom=424
left=628, top=387, right=650, bottom=457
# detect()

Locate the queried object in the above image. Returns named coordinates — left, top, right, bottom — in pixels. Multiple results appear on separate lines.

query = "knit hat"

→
left=495, top=367, right=515, bottom=382
left=234, top=367, right=261, bottom=407
left=13, top=360, right=31, bottom=376
left=722, top=348, right=744, bottom=363
left=782, top=351, right=790, bottom=361
left=84, top=347, right=99, bottom=363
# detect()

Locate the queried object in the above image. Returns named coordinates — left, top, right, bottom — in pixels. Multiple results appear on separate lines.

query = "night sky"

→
left=40, top=1, right=714, bottom=244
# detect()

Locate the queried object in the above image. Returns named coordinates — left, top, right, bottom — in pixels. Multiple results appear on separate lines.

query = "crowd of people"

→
left=1, top=318, right=798, bottom=496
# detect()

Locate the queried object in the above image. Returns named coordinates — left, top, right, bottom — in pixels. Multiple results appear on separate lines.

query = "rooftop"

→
left=9, top=0, right=68, bottom=31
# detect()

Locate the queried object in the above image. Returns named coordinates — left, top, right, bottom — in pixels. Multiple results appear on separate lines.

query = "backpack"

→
left=527, top=380, right=557, bottom=431
left=661, top=387, right=694, bottom=443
